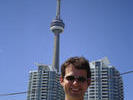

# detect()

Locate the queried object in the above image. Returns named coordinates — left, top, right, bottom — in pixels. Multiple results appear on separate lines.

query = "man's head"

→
left=61, top=56, right=91, bottom=78
left=60, top=56, right=91, bottom=100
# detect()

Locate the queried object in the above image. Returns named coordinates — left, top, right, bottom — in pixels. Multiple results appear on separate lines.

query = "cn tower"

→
left=50, top=0, right=65, bottom=72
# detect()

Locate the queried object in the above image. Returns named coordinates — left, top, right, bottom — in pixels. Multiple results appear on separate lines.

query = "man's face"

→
left=60, top=64, right=90, bottom=100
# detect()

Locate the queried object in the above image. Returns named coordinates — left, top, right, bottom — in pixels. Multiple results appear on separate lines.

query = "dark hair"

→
left=61, top=56, right=91, bottom=78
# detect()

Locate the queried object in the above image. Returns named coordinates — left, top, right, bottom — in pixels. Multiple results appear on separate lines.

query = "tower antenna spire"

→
left=56, top=0, right=61, bottom=19
left=50, top=0, right=65, bottom=72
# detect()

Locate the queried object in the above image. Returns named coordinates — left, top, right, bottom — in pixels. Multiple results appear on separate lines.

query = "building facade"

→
left=85, top=57, right=124, bottom=100
left=27, top=64, right=64, bottom=100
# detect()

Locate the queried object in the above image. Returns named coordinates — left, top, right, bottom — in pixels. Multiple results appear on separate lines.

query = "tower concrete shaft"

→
left=52, top=33, right=60, bottom=72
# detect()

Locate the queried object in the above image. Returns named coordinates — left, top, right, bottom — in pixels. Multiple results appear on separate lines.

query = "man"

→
left=60, top=56, right=91, bottom=100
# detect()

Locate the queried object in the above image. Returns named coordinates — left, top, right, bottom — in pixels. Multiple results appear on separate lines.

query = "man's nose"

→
left=73, top=79, right=79, bottom=86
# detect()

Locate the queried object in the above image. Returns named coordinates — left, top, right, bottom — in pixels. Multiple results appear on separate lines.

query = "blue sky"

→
left=0, top=0, right=133, bottom=100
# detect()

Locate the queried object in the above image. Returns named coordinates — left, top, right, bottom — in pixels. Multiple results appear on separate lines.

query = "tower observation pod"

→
left=50, top=0, right=65, bottom=72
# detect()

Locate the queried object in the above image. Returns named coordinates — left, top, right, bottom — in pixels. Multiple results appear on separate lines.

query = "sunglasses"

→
left=65, top=75, right=87, bottom=83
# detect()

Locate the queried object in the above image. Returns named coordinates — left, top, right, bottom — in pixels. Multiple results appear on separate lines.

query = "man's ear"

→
left=87, top=78, right=91, bottom=86
left=60, top=76, right=64, bottom=86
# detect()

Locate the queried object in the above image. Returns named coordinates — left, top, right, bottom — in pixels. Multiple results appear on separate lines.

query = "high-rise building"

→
left=27, top=64, right=64, bottom=100
left=85, top=57, right=124, bottom=100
